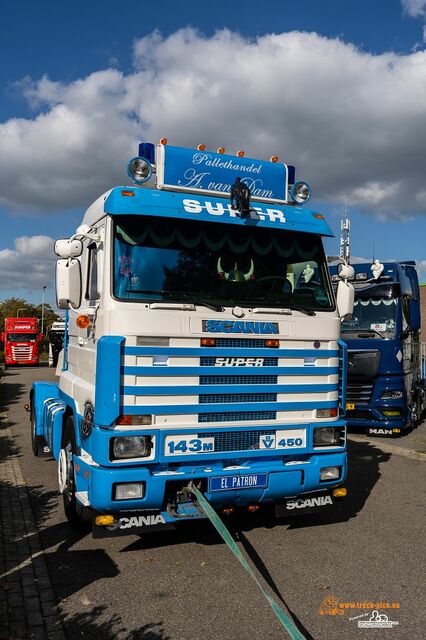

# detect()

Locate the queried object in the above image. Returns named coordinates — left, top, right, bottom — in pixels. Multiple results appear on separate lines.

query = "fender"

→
left=31, top=382, right=66, bottom=459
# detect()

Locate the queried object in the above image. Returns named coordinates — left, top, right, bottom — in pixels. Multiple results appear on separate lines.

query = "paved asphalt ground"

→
left=1, top=366, right=425, bottom=640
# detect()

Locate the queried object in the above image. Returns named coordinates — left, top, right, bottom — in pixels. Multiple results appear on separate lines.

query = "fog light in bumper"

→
left=332, top=487, right=347, bottom=498
left=381, top=409, right=402, bottom=417
left=95, top=515, right=116, bottom=526
left=320, top=466, right=341, bottom=482
left=113, top=482, right=145, bottom=500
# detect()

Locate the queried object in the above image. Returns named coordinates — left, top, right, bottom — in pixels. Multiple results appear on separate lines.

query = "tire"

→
left=60, top=416, right=91, bottom=529
left=30, top=398, right=44, bottom=457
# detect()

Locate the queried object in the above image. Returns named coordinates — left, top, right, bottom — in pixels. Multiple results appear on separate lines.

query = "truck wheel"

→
left=59, top=416, right=91, bottom=529
left=30, top=398, right=44, bottom=457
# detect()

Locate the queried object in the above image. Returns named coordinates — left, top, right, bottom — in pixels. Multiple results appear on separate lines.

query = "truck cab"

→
left=1, top=317, right=42, bottom=366
left=330, top=261, right=424, bottom=436
left=31, top=141, right=353, bottom=536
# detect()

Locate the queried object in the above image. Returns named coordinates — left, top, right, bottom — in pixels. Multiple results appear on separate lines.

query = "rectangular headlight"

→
left=111, top=435, right=152, bottom=460
left=313, top=427, right=340, bottom=447
left=320, top=466, right=340, bottom=481
left=114, top=483, right=145, bottom=500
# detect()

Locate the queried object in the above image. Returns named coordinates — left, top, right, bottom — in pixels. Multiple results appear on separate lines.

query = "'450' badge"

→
left=259, top=430, right=306, bottom=450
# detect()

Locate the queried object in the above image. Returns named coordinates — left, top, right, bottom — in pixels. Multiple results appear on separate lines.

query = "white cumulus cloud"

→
left=0, top=29, right=425, bottom=219
left=0, top=235, right=56, bottom=291
left=401, top=0, right=426, bottom=17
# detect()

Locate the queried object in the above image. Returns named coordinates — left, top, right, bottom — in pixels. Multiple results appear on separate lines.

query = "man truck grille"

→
left=346, top=382, right=374, bottom=405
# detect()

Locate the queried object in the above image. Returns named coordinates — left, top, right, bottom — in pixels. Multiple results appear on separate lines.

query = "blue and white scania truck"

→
left=30, top=141, right=354, bottom=536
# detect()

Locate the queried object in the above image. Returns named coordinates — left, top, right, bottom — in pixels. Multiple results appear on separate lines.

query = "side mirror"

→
left=55, top=259, right=82, bottom=309
left=0, top=333, right=4, bottom=342
left=54, top=238, right=83, bottom=259
left=336, top=280, right=354, bottom=320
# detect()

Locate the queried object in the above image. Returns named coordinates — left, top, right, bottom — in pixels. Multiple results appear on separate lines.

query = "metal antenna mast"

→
left=339, top=202, right=351, bottom=264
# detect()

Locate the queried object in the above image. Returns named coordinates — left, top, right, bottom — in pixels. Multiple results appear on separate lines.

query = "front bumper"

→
left=76, top=449, right=347, bottom=513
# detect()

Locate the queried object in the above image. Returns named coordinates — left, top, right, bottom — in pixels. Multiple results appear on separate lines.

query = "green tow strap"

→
left=191, top=486, right=306, bottom=640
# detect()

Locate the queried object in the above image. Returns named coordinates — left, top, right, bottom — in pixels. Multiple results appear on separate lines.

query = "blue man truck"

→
left=30, top=141, right=354, bottom=536
left=330, top=261, right=425, bottom=437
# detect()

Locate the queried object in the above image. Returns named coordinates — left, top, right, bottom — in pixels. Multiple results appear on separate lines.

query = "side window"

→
left=86, top=243, right=100, bottom=301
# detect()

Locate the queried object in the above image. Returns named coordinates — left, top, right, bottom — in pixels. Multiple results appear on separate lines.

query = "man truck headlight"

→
left=320, top=466, right=341, bottom=481
left=381, top=390, right=403, bottom=399
left=313, top=427, right=341, bottom=447
left=111, top=435, right=152, bottom=460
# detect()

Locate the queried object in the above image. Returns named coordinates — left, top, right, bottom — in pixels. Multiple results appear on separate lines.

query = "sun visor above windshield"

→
left=104, top=188, right=334, bottom=237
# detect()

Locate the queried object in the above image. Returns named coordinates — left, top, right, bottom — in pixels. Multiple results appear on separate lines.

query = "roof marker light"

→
left=127, top=157, right=153, bottom=185
left=217, top=147, right=225, bottom=154
left=270, top=156, right=279, bottom=163
left=160, top=137, right=168, bottom=145
left=237, top=150, right=245, bottom=157
left=121, top=190, right=135, bottom=197
left=197, top=144, right=206, bottom=151
left=313, top=214, right=324, bottom=220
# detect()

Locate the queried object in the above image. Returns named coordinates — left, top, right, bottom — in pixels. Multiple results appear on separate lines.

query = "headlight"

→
left=381, top=390, right=403, bottom=399
left=127, top=156, right=152, bottom=184
left=313, top=427, right=341, bottom=447
left=290, top=181, right=311, bottom=204
left=111, top=435, right=152, bottom=460
left=320, top=466, right=341, bottom=481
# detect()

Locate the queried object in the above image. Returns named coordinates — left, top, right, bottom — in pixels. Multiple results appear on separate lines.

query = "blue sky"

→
left=1, top=0, right=426, bottom=308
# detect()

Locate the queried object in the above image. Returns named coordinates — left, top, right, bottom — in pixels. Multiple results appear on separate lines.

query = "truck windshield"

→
left=341, top=298, right=397, bottom=338
left=113, top=216, right=334, bottom=311
left=7, top=333, right=37, bottom=341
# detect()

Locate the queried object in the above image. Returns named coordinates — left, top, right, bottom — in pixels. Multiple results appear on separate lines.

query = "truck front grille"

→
left=199, top=375, right=278, bottom=385
left=199, top=411, right=277, bottom=423
left=199, top=392, right=277, bottom=404
left=201, top=429, right=275, bottom=451
left=346, top=382, right=374, bottom=405
left=11, top=347, right=33, bottom=361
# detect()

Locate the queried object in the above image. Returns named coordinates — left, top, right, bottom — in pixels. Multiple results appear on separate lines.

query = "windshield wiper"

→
left=355, top=330, right=385, bottom=339
left=127, top=290, right=224, bottom=312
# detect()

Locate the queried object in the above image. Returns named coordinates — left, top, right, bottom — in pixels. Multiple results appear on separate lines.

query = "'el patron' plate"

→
left=209, top=473, right=268, bottom=492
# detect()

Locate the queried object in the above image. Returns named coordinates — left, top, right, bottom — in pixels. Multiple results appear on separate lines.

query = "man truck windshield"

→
left=113, top=216, right=334, bottom=312
left=341, top=297, right=397, bottom=338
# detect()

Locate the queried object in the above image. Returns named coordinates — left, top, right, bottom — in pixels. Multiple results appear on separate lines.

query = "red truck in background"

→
left=1, top=318, right=43, bottom=366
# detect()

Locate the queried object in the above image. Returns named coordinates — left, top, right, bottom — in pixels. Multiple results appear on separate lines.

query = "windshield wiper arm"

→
left=126, top=290, right=224, bottom=312
left=356, top=330, right=384, bottom=339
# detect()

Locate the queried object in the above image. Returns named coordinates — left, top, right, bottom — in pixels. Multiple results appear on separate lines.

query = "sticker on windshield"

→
left=370, top=323, right=387, bottom=331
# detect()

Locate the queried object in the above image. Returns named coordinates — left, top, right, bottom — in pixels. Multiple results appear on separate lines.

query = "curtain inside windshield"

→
left=342, top=298, right=397, bottom=337
left=113, top=216, right=333, bottom=310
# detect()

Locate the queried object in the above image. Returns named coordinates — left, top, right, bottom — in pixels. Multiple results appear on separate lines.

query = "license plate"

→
left=209, top=473, right=268, bottom=492
left=346, top=403, right=355, bottom=410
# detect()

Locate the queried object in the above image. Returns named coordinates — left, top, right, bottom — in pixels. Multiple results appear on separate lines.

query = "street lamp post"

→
left=16, top=308, right=27, bottom=317
left=41, top=286, right=47, bottom=336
